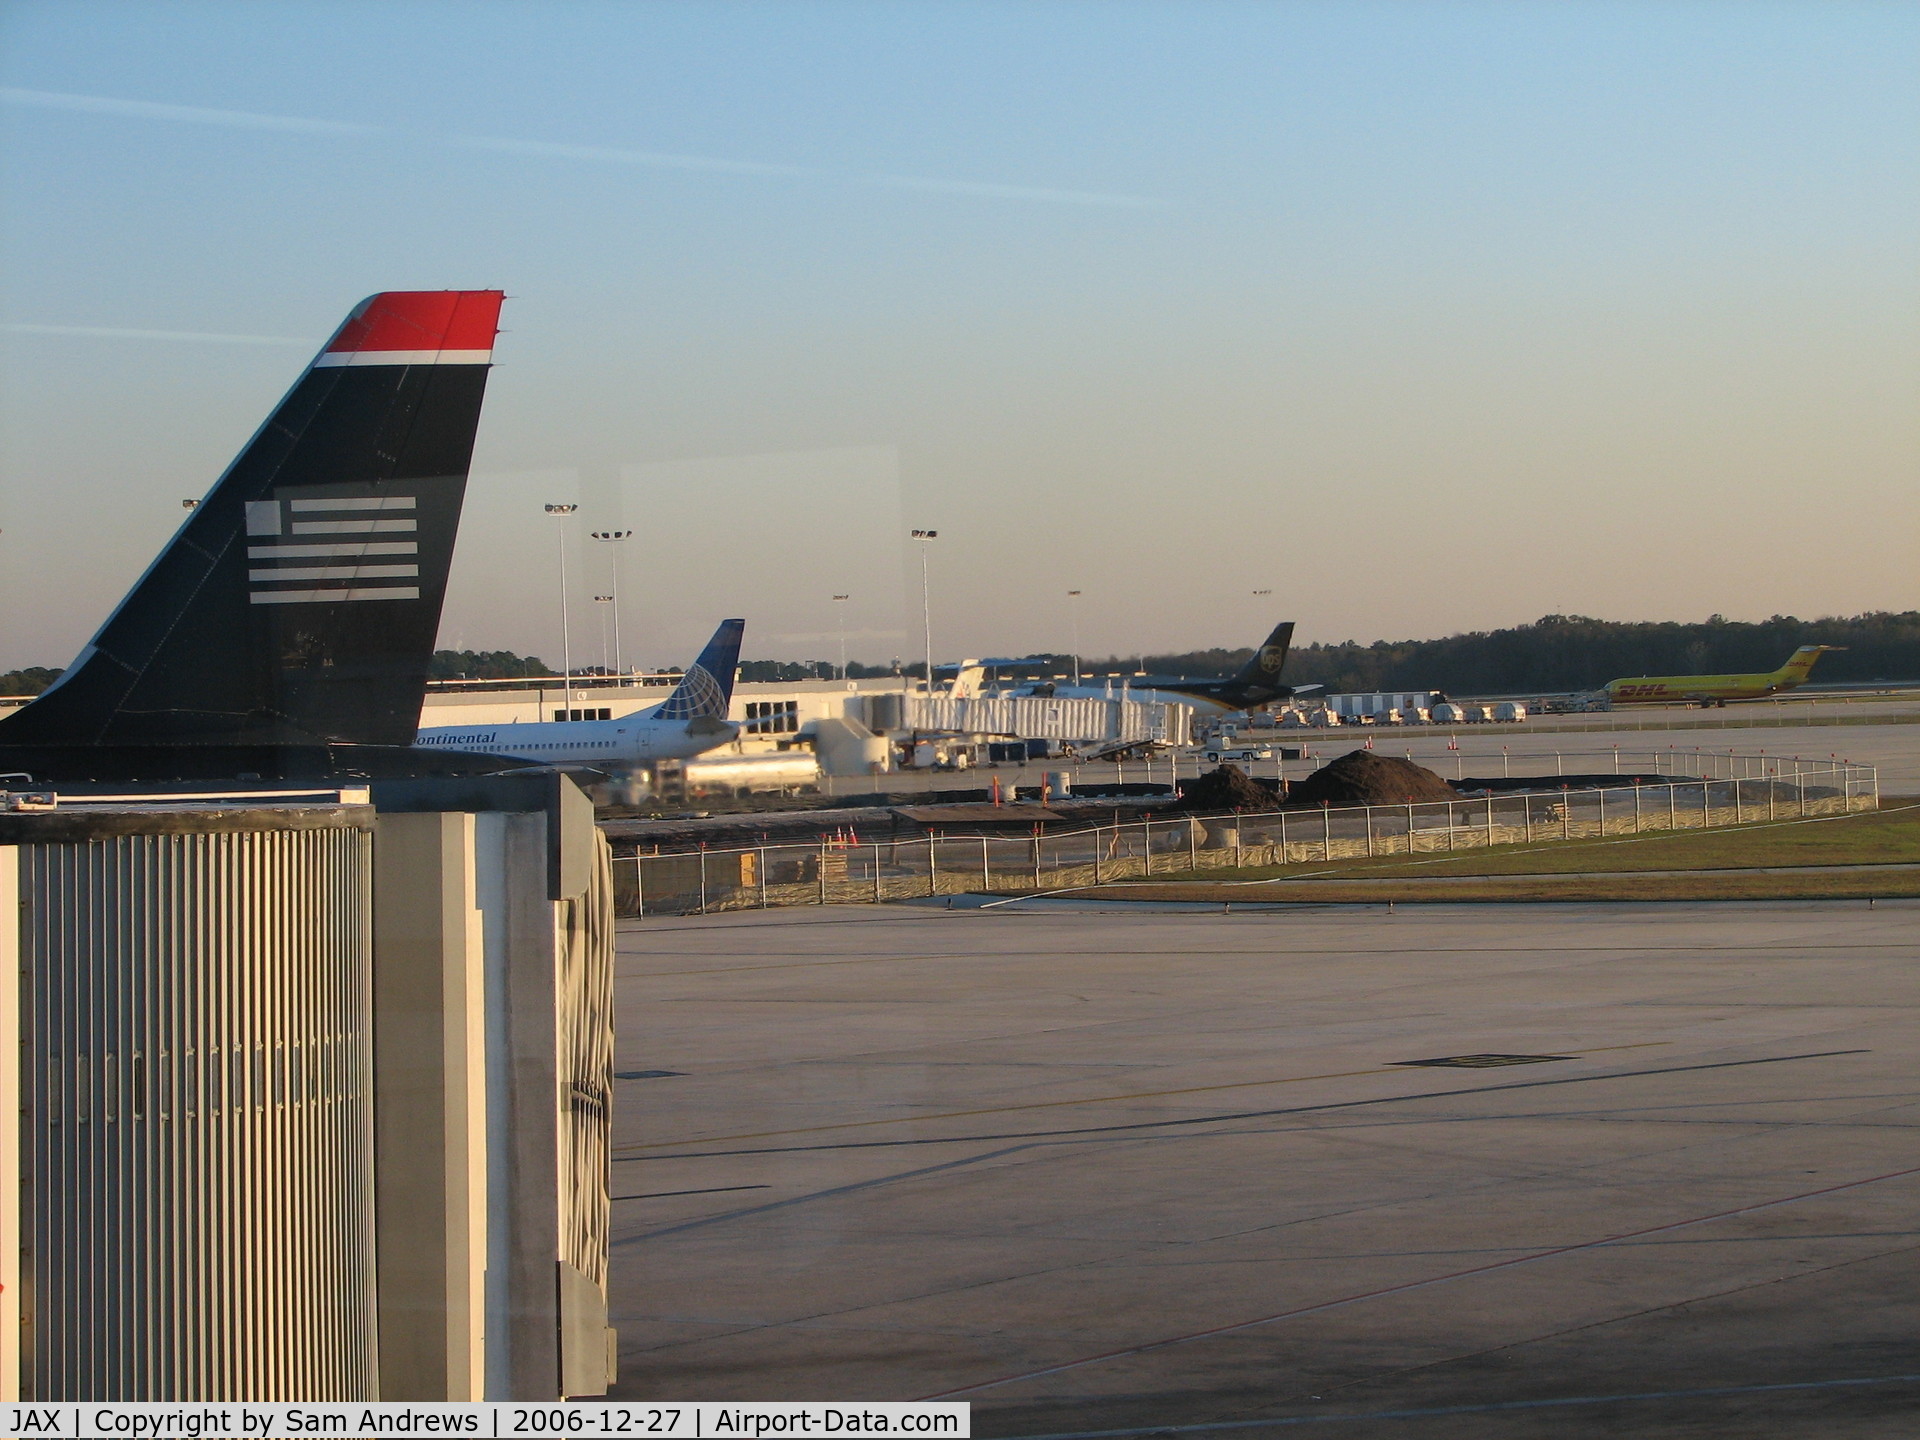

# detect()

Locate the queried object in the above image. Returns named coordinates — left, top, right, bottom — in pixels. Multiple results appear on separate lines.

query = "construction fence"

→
left=613, top=750, right=1877, bottom=918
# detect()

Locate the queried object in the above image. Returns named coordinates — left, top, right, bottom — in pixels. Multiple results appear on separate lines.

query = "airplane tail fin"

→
left=1776, top=644, right=1842, bottom=683
left=950, top=660, right=989, bottom=699
left=657, top=620, right=746, bottom=723
left=0, top=291, right=504, bottom=749
left=1232, top=621, right=1295, bottom=688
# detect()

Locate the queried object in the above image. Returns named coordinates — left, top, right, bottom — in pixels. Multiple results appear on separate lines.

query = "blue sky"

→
left=2, top=0, right=1915, bottom=672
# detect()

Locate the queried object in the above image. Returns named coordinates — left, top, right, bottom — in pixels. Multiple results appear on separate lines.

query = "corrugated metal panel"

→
left=1327, top=692, right=1438, bottom=717
left=17, top=824, right=375, bottom=1399
left=555, top=834, right=613, bottom=1291
left=904, top=695, right=1185, bottom=744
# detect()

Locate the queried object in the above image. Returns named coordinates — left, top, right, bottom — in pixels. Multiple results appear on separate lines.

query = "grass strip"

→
left=1137, top=802, right=1920, bottom=886
left=1130, top=868, right=1920, bottom=904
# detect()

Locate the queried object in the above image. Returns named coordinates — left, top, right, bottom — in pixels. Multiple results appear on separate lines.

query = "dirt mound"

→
left=1283, top=750, right=1458, bottom=808
left=1169, top=763, right=1281, bottom=813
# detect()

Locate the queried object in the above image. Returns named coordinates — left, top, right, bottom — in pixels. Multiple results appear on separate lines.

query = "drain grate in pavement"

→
left=1392, top=1053, right=1573, bottom=1069
left=615, top=1070, right=686, bottom=1080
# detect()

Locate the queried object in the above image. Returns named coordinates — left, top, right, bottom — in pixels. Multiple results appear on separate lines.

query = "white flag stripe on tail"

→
left=248, top=542, right=418, bottom=559
left=290, top=496, right=416, bottom=512
left=290, top=518, right=417, bottom=535
left=249, top=587, right=421, bottom=605
left=249, top=565, right=419, bottom=583
left=246, top=488, right=428, bottom=600
left=312, top=349, right=492, bottom=368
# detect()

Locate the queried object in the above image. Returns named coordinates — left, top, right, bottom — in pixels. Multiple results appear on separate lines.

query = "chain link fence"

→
left=614, top=750, right=1876, bottom=918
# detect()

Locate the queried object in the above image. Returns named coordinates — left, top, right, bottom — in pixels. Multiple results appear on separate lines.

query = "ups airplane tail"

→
left=1158, top=620, right=1306, bottom=712
left=0, top=291, right=525, bottom=783
left=1232, top=621, right=1294, bottom=690
left=656, top=619, right=746, bottom=732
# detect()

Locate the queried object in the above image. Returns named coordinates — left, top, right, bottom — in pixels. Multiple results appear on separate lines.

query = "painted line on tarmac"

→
left=613, top=1143, right=1042, bottom=1245
left=621, top=1049, right=1865, bottom=1162
left=989, top=1372, right=1920, bottom=1436
left=925, top=1162, right=1920, bottom=1398
left=611, top=1044, right=1671, bottom=1154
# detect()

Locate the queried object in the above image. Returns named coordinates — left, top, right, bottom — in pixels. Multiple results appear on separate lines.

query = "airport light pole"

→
left=832, top=594, right=851, bottom=680
left=545, top=503, right=579, bottom=714
left=911, top=529, right=938, bottom=694
left=1068, top=590, right=1083, bottom=687
left=593, top=595, right=614, bottom=677
left=590, top=529, right=633, bottom=679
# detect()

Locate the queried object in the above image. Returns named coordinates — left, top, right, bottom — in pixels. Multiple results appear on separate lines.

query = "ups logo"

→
left=1256, top=645, right=1286, bottom=674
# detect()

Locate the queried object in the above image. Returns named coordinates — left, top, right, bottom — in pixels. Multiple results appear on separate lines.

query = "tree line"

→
left=0, top=666, right=62, bottom=696
left=5, top=612, right=1914, bottom=700
left=1118, top=612, right=1920, bottom=694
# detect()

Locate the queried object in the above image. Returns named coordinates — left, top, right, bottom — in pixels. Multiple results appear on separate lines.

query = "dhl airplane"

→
left=1604, top=645, right=1843, bottom=707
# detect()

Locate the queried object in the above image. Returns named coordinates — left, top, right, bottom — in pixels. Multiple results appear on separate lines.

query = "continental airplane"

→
left=0, top=290, right=542, bottom=785
left=1604, top=645, right=1843, bottom=707
left=415, top=619, right=745, bottom=770
left=1003, top=621, right=1315, bottom=715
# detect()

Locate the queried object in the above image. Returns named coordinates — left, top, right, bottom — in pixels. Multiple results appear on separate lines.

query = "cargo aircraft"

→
left=1151, top=621, right=1314, bottom=712
left=415, top=619, right=745, bottom=770
left=999, top=621, right=1314, bottom=715
left=1604, top=645, right=1843, bottom=707
left=0, top=290, right=550, bottom=785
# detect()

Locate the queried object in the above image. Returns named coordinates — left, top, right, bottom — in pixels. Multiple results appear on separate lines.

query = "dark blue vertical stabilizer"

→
left=655, top=620, right=746, bottom=722
left=0, top=291, right=505, bottom=751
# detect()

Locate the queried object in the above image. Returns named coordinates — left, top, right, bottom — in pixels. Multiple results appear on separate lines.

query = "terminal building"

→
left=418, top=674, right=1195, bottom=791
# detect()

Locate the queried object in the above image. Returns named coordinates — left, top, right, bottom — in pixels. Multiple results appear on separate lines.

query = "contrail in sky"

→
left=0, top=87, right=379, bottom=135
left=2, top=86, right=1165, bottom=209
left=2, top=323, right=309, bottom=345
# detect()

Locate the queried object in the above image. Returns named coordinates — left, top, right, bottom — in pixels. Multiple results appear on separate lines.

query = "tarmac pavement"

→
left=607, top=900, right=1920, bottom=1436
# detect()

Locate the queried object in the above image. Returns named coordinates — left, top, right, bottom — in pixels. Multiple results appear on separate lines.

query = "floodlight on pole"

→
left=545, top=504, right=579, bottom=712
left=832, top=595, right=851, bottom=680
left=1067, top=590, right=1083, bottom=687
left=593, top=596, right=614, bottom=676
left=910, top=530, right=938, bottom=693
left=590, top=529, right=634, bottom=678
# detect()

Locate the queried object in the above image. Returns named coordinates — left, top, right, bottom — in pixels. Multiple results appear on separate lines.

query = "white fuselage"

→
left=415, top=704, right=739, bottom=767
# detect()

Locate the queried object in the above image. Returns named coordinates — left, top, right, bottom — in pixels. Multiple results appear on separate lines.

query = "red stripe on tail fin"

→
left=323, top=290, right=503, bottom=357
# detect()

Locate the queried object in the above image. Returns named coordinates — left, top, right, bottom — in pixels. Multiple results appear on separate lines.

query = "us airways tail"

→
left=655, top=619, right=745, bottom=733
left=0, top=290, right=532, bottom=784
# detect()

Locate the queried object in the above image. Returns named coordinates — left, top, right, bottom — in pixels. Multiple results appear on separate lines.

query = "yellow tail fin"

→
left=1774, top=645, right=1838, bottom=684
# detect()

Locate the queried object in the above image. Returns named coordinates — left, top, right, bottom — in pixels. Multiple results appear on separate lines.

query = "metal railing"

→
left=613, top=750, right=1877, bottom=918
